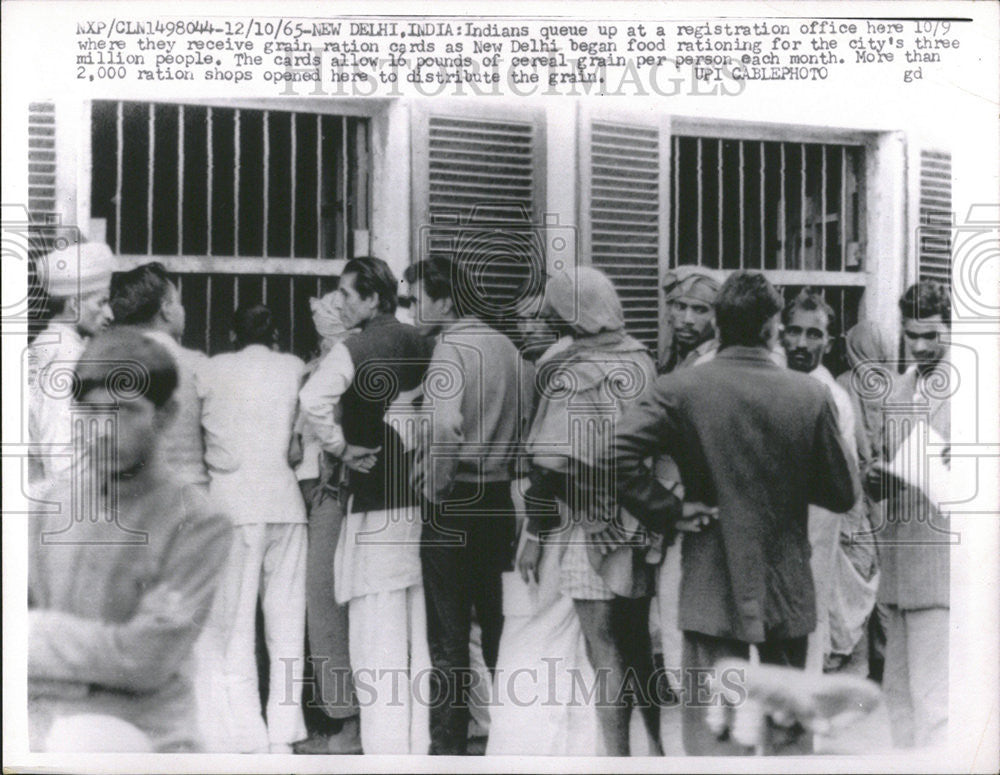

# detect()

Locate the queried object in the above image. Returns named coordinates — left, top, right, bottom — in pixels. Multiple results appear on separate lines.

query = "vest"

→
left=341, top=313, right=433, bottom=512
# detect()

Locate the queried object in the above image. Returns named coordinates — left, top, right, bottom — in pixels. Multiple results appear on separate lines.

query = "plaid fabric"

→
left=559, top=525, right=614, bottom=601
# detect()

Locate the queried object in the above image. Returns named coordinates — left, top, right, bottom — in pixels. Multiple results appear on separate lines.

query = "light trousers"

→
left=201, top=523, right=308, bottom=751
left=883, top=605, right=948, bottom=749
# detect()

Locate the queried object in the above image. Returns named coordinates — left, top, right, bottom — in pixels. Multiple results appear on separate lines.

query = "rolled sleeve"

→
left=299, top=342, right=354, bottom=458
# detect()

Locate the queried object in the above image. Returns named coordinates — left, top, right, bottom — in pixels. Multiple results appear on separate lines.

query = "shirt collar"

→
left=715, top=345, right=779, bottom=364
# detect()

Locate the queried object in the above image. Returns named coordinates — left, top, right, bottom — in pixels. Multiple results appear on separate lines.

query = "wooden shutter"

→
left=27, top=101, right=58, bottom=332
left=412, top=102, right=546, bottom=329
left=579, top=108, right=670, bottom=355
left=916, top=148, right=953, bottom=286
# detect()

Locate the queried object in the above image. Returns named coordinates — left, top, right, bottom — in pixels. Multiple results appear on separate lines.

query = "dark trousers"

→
left=681, top=630, right=809, bottom=756
left=300, top=480, right=356, bottom=720
left=420, top=480, right=516, bottom=755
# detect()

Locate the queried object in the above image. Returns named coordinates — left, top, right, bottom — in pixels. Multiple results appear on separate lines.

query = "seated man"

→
left=28, top=328, right=232, bottom=752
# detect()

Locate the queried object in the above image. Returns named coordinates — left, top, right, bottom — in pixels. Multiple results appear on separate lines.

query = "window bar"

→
left=205, top=276, right=212, bottom=352
left=262, top=276, right=267, bottom=304
left=147, top=104, right=155, bottom=255
left=840, top=147, right=847, bottom=271
left=290, top=112, right=297, bottom=258
left=717, top=139, right=724, bottom=268
left=289, top=280, right=295, bottom=350
left=263, top=111, right=270, bottom=258
left=672, top=136, right=679, bottom=266
left=342, top=115, right=349, bottom=258
left=738, top=140, right=745, bottom=269
left=234, top=109, right=241, bottom=257
left=820, top=145, right=827, bottom=271
left=317, top=115, right=322, bottom=257
left=696, top=138, right=703, bottom=266
left=114, top=101, right=123, bottom=254
left=355, top=120, right=369, bottom=250
left=177, top=105, right=184, bottom=255
left=800, top=143, right=806, bottom=272
left=176, top=275, right=183, bottom=296
left=234, top=276, right=239, bottom=310
left=207, top=107, right=213, bottom=256
left=779, top=143, right=786, bottom=270
left=758, top=142, right=765, bottom=268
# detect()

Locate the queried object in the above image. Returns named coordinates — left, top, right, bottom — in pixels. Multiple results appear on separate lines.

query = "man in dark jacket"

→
left=610, top=271, right=859, bottom=755
left=299, top=257, right=435, bottom=753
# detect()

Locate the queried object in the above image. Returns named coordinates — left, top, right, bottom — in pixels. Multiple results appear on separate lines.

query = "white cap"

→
left=40, top=242, right=116, bottom=298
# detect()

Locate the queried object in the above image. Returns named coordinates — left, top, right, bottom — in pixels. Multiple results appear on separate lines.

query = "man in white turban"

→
left=28, top=241, right=116, bottom=486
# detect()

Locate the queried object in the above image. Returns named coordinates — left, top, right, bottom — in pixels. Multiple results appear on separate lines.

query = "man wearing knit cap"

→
left=28, top=241, right=116, bottom=486
left=658, top=266, right=723, bottom=374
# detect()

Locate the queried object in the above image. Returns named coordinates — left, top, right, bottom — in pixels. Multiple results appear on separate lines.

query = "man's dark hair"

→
left=899, top=281, right=951, bottom=326
left=715, top=271, right=784, bottom=348
left=232, top=304, right=275, bottom=348
left=781, top=286, right=838, bottom=336
left=109, top=262, right=172, bottom=325
left=403, top=256, right=474, bottom=317
left=75, top=327, right=178, bottom=409
left=342, top=256, right=397, bottom=314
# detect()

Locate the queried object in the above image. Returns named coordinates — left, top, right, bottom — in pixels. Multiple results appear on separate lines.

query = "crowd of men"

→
left=26, top=240, right=952, bottom=756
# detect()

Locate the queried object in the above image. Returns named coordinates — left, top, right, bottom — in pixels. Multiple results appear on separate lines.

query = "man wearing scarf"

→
left=522, top=267, right=663, bottom=756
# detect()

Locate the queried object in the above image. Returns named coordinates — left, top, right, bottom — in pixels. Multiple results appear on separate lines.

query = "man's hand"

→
left=676, top=501, right=718, bottom=532
left=341, top=444, right=381, bottom=474
left=517, top=538, right=543, bottom=584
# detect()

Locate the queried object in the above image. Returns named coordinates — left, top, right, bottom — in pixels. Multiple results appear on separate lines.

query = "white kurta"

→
left=27, top=322, right=86, bottom=487
left=197, top=345, right=308, bottom=751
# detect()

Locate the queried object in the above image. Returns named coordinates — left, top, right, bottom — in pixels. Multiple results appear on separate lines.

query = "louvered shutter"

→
left=27, top=102, right=58, bottom=331
left=916, top=149, right=952, bottom=287
left=579, top=110, right=670, bottom=355
left=412, top=104, right=546, bottom=331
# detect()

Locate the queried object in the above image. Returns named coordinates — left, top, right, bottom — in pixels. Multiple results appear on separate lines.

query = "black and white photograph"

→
left=2, top=1, right=998, bottom=772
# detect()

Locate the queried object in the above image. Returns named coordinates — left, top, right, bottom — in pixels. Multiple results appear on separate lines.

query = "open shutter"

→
left=412, top=102, right=547, bottom=330
left=916, top=148, right=953, bottom=287
left=579, top=107, right=670, bottom=356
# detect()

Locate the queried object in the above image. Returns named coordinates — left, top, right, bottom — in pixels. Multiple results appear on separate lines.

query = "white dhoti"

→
left=335, top=505, right=430, bottom=754
left=487, top=531, right=599, bottom=756
left=198, top=522, right=307, bottom=752
left=807, top=507, right=841, bottom=673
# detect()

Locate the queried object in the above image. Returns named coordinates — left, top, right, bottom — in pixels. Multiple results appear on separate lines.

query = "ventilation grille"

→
left=917, top=149, right=952, bottom=286
left=424, top=115, right=541, bottom=327
left=589, top=121, right=661, bottom=352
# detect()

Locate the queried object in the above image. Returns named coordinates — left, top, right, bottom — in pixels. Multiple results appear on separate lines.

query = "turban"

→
left=40, top=242, right=116, bottom=298
left=662, top=265, right=724, bottom=305
left=309, top=291, right=347, bottom=342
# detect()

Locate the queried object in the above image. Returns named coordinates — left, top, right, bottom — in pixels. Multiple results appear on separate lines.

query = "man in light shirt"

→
left=865, top=281, right=951, bottom=748
left=199, top=305, right=308, bottom=753
left=781, top=288, right=872, bottom=677
left=28, top=241, right=116, bottom=486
